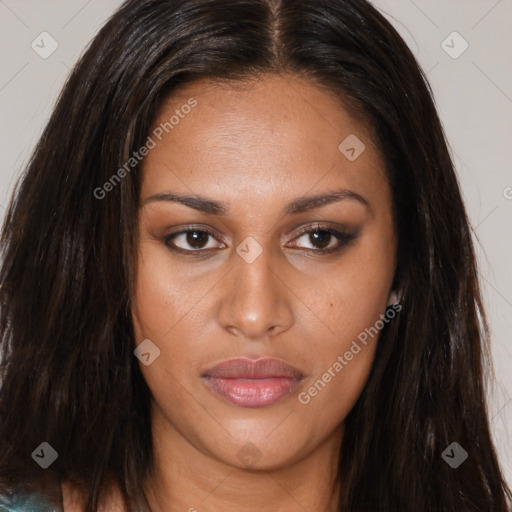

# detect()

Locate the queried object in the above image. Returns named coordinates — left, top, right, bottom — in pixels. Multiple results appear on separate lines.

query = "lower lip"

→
left=202, top=376, right=302, bottom=407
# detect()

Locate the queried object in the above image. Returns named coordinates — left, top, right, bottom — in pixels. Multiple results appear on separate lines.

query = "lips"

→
left=201, top=357, right=305, bottom=408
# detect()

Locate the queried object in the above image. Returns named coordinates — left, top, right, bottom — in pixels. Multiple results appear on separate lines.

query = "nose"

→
left=216, top=242, right=294, bottom=342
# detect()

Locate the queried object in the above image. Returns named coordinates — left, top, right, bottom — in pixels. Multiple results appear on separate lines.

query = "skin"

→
left=63, top=73, right=397, bottom=511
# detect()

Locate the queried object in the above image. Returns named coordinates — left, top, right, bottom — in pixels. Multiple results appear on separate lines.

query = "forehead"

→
left=141, top=74, right=388, bottom=213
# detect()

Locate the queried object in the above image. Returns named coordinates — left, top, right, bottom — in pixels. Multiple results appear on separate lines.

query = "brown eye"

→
left=289, top=225, right=358, bottom=254
left=307, top=228, right=333, bottom=250
left=164, top=228, right=225, bottom=253
left=183, top=230, right=209, bottom=249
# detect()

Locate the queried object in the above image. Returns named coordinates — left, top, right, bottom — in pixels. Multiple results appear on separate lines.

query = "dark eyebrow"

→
left=142, top=188, right=370, bottom=216
left=284, top=189, right=370, bottom=215
left=142, top=191, right=227, bottom=215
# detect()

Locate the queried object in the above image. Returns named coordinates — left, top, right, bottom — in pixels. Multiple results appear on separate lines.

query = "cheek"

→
left=131, top=240, right=209, bottom=340
left=131, top=260, right=175, bottom=340
left=131, top=241, right=218, bottom=391
left=294, top=230, right=394, bottom=416
left=131, top=246, right=204, bottom=416
left=295, top=342, right=377, bottom=439
left=294, top=288, right=385, bottom=429
left=305, top=230, right=394, bottom=348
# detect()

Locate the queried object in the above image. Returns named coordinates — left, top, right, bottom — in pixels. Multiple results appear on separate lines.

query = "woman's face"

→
left=132, top=74, right=397, bottom=470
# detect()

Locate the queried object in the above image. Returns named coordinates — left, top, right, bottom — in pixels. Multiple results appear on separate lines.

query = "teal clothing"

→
left=0, top=473, right=63, bottom=512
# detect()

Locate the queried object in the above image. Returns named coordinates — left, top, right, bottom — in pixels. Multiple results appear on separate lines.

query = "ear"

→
left=386, top=289, right=400, bottom=306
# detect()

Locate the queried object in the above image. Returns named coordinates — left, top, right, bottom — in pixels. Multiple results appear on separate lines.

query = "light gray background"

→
left=1, top=0, right=511, bottom=485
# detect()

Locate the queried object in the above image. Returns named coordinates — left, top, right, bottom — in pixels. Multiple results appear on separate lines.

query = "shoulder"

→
left=0, top=484, right=60, bottom=512
left=0, top=472, right=63, bottom=512
left=0, top=477, right=127, bottom=512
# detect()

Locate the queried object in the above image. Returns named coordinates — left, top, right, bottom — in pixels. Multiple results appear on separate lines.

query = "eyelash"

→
left=163, top=224, right=358, bottom=256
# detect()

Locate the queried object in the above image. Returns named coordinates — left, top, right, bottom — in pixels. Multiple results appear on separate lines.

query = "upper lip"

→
left=201, top=357, right=305, bottom=379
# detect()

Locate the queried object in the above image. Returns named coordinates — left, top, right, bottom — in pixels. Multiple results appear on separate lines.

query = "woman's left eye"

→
left=287, top=226, right=357, bottom=254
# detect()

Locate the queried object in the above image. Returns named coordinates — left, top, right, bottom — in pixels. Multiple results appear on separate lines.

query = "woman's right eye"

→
left=164, top=228, right=225, bottom=253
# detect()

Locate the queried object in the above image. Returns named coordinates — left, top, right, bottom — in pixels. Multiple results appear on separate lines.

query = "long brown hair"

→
left=1, top=0, right=510, bottom=510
